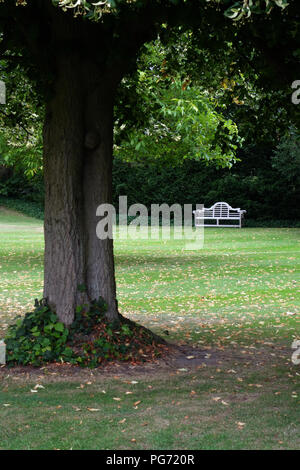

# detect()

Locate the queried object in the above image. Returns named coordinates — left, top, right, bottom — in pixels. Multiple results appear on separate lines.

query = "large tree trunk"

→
left=43, top=54, right=119, bottom=326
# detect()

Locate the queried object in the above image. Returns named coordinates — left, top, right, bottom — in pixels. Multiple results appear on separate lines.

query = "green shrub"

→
left=5, top=298, right=162, bottom=367
left=5, top=299, right=70, bottom=366
left=0, top=197, right=44, bottom=220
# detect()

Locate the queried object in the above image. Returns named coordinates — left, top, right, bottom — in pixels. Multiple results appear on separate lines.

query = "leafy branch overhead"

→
left=57, top=0, right=290, bottom=21
left=13, top=0, right=289, bottom=21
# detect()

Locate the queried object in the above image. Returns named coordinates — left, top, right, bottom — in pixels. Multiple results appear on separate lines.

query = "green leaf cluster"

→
left=5, top=299, right=70, bottom=366
left=5, top=297, right=160, bottom=367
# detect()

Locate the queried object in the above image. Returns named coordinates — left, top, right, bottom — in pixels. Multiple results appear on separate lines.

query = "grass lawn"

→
left=0, top=206, right=299, bottom=450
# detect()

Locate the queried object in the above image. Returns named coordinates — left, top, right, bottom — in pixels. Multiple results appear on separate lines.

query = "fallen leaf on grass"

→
left=236, top=422, right=246, bottom=429
left=221, top=400, right=229, bottom=406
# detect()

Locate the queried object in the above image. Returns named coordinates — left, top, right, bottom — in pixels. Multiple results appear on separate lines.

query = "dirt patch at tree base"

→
left=0, top=343, right=254, bottom=383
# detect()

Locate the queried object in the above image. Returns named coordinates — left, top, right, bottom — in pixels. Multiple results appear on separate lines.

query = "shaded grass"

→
left=0, top=206, right=299, bottom=449
left=0, top=361, right=299, bottom=450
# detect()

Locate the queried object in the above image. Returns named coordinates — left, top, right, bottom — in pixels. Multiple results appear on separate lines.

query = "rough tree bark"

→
left=37, top=1, right=157, bottom=327
left=43, top=50, right=120, bottom=325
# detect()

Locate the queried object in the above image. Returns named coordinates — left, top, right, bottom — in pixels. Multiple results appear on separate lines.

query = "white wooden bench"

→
left=193, top=202, right=246, bottom=228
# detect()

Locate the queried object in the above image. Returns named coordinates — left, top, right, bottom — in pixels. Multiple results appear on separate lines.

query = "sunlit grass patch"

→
left=0, top=208, right=299, bottom=449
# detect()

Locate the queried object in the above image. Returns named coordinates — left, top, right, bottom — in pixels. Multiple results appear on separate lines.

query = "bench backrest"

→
left=213, top=202, right=230, bottom=218
left=197, top=202, right=241, bottom=219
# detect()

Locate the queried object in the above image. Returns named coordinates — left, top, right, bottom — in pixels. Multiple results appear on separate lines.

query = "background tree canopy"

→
left=0, top=0, right=299, bottom=327
left=0, top=12, right=299, bottom=223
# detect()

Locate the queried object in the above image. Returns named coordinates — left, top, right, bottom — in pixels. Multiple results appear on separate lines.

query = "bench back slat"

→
left=193, top=202, right=246, bottom=227
left=213, top=202, right=229, bottom=218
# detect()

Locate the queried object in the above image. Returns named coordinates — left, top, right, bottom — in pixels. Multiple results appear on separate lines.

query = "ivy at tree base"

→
left=5, top=299, right=167, bottom=368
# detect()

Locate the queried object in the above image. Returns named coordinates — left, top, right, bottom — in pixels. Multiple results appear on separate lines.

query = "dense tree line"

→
left=1, top=133, right=300, bottom=224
